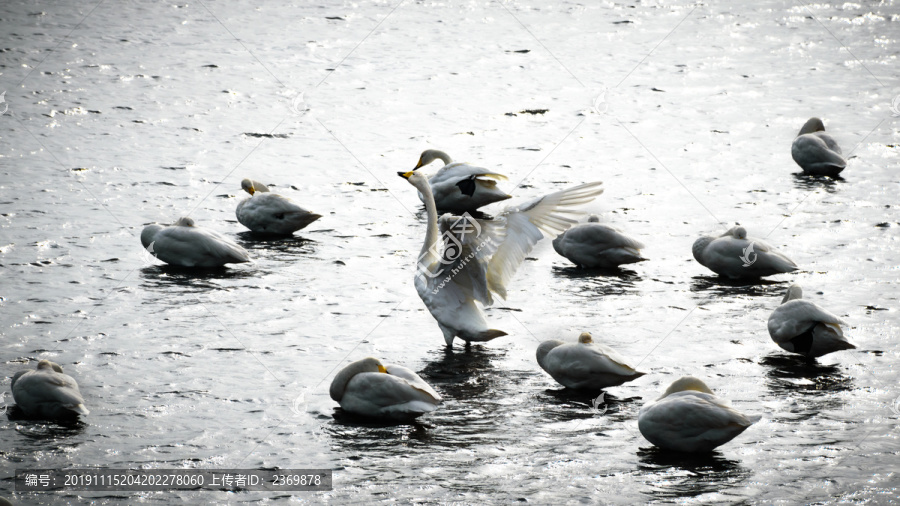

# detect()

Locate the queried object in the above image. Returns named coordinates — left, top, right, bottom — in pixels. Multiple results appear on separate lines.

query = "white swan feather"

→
left=552, top=215, right=646, bottom=268
left=400, top=169, right=603, bottom=347
left=692, top=226, right=797, bottom=279
left=791, top=118, right=846, bottom=177
left=11, top=360, right=89, bottom=419
left=536, top=332, right=645, bottom=390
left=141, top=217, right=250, bottom=267
left=413, top=150, right=511, bottom=213
left=767, top=284, right=856, bottom=358
left=329, top=357, right=442, bottom=421
left=638, top=376, right=760, bottom=453
left=236, top=178, right=321, bottom=235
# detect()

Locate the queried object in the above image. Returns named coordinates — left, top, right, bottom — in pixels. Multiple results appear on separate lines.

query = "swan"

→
left=236, top=178, right=322, bottom=235
left=638, top=376, right=760, bottom=453
left=552, top=215, right=646, bottom=268
left=536, top=332, right=645, bottom=390
left=791, top=117, right=846, bottom=177
left=329, top=357, right=442, bottom=421
left=768, top=284, right=855, bottom=359
left=692, top=225, right=797, bottom=279
left=11, top=360, right=89, bottom=419
left=412, top=149, right=511, bottom=213
left=399, top=169, right=603, bottom=347
left=141, top=216, right=250, bottom=267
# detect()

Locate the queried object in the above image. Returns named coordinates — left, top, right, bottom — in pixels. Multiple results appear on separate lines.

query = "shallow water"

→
left=1, top=0, right=899, bottom=504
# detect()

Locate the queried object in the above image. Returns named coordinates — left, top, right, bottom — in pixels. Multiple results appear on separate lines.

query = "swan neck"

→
left=418, top=179, right=440, bottom=265
left=782, top=285, right=803, bottom=304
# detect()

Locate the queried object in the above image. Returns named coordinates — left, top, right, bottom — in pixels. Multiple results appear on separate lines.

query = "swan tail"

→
left=68, top=404, right=90, bottom=416
left=476, top=329, right=508, bottom=341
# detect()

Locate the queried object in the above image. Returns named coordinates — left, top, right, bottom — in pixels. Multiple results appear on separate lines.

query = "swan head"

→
left=578, top=332, right=593, bottom=343
left=782, top=284, right=803, bottom=304
left=727, top=226, right=747, bottom=240
left=798, top=117, right=826, bottom=136
left=141, top=224, right=163, bottom=249
left=174, top=217, right=195, bottom=227
left=240, top=179, right=270, bottom=195
left=587, top=215, right=600, bottom=223
left=398, top=169, right=431, bottom=191
left=414, top=149, right=453, bottom=169
left=329, top=357, right=388, bottom=402
left=36, top=359, right=65, bottom=373
left=660, top=376, right=714, bottom=399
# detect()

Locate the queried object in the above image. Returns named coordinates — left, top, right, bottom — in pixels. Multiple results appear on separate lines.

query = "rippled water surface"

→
left=1, top=0, right=899, bottom=504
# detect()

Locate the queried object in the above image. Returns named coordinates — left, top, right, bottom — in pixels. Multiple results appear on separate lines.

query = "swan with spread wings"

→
left=398, top=169, right=603, bottom=347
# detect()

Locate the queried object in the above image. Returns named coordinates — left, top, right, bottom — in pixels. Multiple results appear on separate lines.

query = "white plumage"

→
left=536, top=332, right=645, bottom=390
left=413, top=149, right=511, bottom=213
left=11, top=360, right=89, bottom=420
left=552, top=215, right=646, bottom=268
left=791, top=117, right=846, bottom=177
left=399, top=169, right=604, bottom=347
left=692, top=226, right=797, bottom=279
left=141, top=217, right=250, bottom=267
left=767, top=284, right=856, bottom=359
left=329, top=357, right=442, bottom=421
left=236, top=178, right=321, bottom=235
left=638, top=376, right=760, bottom=453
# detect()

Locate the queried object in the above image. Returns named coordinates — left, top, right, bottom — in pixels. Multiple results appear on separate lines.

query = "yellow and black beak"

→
left=378, top=364, right=388, bottom=373
left=413, top=158, right=424, bottom=170
left=247, top=186, right=255, bottom=195
left=398, top=170, right=414, bottom=179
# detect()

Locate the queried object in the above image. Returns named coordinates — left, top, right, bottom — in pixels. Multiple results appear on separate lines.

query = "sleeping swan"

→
left=236, top=179, right=321, bottom=235
left=536, top=332, right=645, bottom=390
left=692, top=226, right=797, bottom=279
left=329, top=357, right=442, bottom=421
left=791, top=117, right=846, bottom=177
left=638, top=376, right=760, bottom=453
left=552, top=215, right=646, bottom=268
left=767, top=284, right=856, bottom=359
left=11, top=360, right=89, bottom=420
left=141, top=217, right=250, bottom=267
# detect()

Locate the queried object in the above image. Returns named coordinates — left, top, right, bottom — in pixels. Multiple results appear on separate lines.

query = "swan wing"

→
left=768, top=299, right=844, bottom=342
left=385, top=364, right=442, bottom=401
left=428, top=162, right=507, bottom=185
left=155, top=226, right=250, bottom=266
left=565, top=223, right=645, bottom=251
left=236, top=193, right=320, bottom=234
left=639, top=392, right=759, bottom=450
left=478, top=182, right=604, bottom=299
left=13, top=370, right=89, bottom=415
left=546, top=343, right=643, bottom=380
left=814, top=132, right=842, bottom=154
left=341, top=372, right=440, bottom=418
left=791, top=134, right=847, bottom=173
